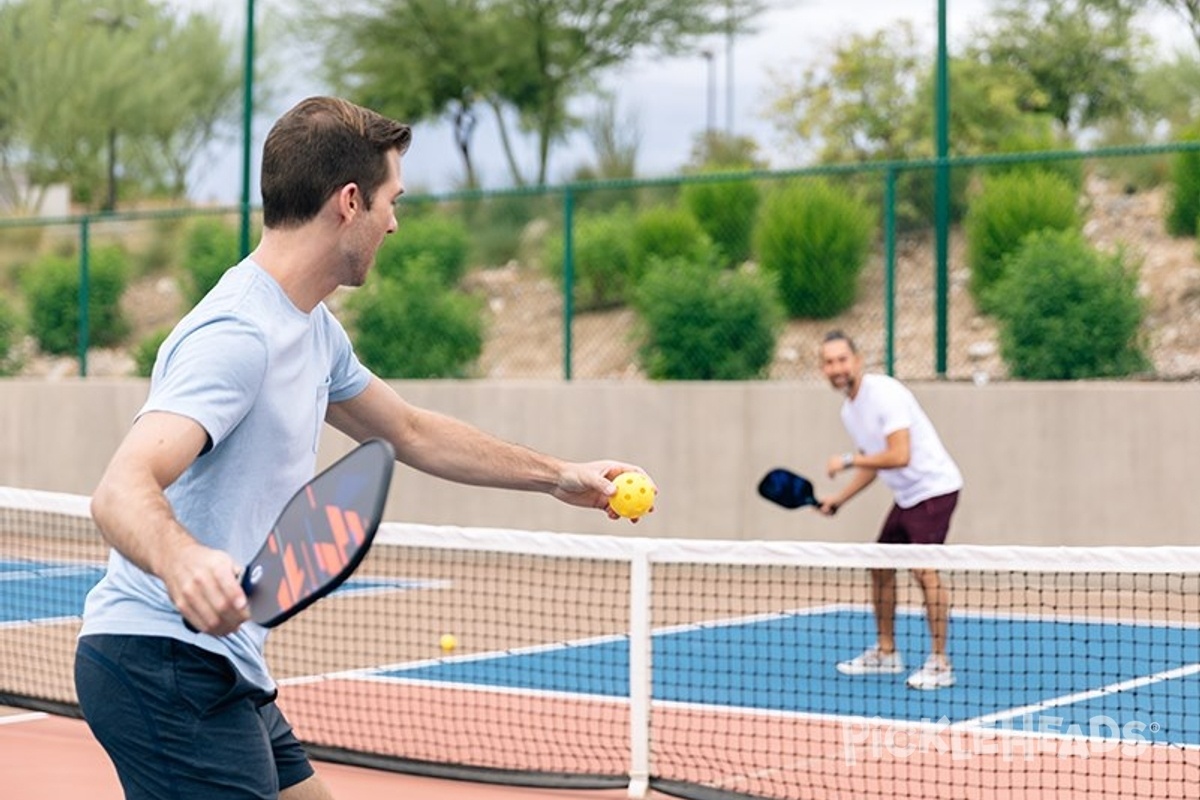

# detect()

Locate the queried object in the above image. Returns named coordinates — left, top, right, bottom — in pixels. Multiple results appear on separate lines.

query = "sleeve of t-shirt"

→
left=322, top=308, right=373, bottom=403
left=875, top=378, right=915, bottom=437
left=139, top=315, right=268, bottom=448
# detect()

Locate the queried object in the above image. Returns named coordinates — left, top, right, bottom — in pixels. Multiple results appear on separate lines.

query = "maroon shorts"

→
left=878, top=491, right=959, bottom=545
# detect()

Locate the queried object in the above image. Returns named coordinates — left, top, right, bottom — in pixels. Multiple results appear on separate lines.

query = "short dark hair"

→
left=260, top=96, right=412, bottom=228
left=822, top=330, right=858, bottom=353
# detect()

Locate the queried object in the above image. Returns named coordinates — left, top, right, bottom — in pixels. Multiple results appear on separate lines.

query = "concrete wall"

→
left=1, top=378, right=1195, bottom=546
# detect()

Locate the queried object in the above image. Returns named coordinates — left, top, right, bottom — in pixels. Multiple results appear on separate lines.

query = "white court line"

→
left=963, top=661, right=1200, bottom=728
left=0, top=711, right=48, bottom=726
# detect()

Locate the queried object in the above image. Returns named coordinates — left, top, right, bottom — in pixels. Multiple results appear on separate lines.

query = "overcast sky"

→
left=182, top=0, right=1192, bottom=203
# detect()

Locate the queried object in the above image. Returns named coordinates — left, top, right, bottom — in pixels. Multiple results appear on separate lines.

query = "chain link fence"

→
left=1, top=144, right=1198, bottom=382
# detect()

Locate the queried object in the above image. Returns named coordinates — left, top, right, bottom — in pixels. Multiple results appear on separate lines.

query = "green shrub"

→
left=754, top=180, right=873, bottom=319
left=630, top=206, right=715, bottom=275
left=377, top=214, right=471, bottom=286
left=991, top=230, right=1148, bottom=380
left=0, top=295, right=23, bottom=376
left=681, top=173, right=760, bottom=267
left=964, top=170, right=1080, bottom=311
left=22, top=246, right=130, bottom=355
left=890, top=164, right=972, bottom=233
left=133, top=327, right=172, bottom=378
left=181, top=218, right=239, bottom=305
left=1166, top=122, right=1200, bottom=237
left=985, top=125, right=1083, bottom=192
left=542, top=206, right=637, bottom=311
left=346, top=256, right=484, bottom=378
left=634, top=257, right=783, bottom=380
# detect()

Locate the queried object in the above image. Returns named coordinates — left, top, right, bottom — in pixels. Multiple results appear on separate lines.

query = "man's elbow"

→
left=89, top=478, right=124, bottom=536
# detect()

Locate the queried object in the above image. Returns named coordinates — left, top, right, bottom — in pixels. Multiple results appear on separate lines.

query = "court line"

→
left=962, top=661, right=1200, bottom=729
left=0, top=711, right=48, bottom=726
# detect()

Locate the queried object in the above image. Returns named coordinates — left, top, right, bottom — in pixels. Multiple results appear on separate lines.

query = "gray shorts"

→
left=75, top=634, right=314, bottom=799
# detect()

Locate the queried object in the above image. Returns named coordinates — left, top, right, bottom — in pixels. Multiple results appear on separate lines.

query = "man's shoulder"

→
left=861, top=372, right=905, bottom=395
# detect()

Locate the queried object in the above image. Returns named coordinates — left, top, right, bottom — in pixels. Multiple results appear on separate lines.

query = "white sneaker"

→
left=836, top=646, right=904, bottom=675
left=906, top=655, right=955, bottom=690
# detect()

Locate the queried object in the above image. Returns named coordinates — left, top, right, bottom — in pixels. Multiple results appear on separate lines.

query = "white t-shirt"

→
left=840, top=373, right=962, bottom=508
left=80, top=260, right=373, bottom=691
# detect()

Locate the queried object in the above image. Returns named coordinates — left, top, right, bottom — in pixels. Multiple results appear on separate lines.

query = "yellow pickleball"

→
left=608, top=471, right=656, bottom=519
left=439, top=633, right=458, bottom=653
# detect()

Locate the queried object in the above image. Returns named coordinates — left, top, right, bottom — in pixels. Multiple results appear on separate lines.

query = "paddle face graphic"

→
left=241, top=439, right=394, bottom=627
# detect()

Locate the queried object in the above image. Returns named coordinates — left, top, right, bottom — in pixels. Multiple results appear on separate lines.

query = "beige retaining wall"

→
left=0, top=378, right=1194, bottom=546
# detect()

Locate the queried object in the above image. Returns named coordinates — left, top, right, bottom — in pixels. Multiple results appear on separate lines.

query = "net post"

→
left=626, top=540, right=652, bottom=798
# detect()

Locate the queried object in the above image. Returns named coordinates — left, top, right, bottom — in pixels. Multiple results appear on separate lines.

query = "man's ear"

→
left=337, top=182, right=361, bottom=218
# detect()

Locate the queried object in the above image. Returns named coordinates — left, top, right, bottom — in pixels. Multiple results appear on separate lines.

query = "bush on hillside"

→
left=754, top=180, right=873, bottom=319
left=181, top=217, right=239, bottom=305
left=346, top=256, right=484, bottom=378
left=22, top=246, right=130, bottom=355
left=634, top=256, right=783, bottom=380
left=964, top=170, right=1080, bottom=312
left=681, top=172, right=760, bottom=267
left=990, top=230, right=1148, bottom=380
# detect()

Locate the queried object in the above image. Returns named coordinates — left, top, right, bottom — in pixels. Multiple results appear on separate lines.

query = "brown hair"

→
left=260, top=96, right=412, bottom=228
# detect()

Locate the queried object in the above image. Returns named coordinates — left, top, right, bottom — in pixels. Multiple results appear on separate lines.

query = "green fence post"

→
left=78, top=216, right=90, bottom=378
left=934, top=0, right=950, bottom=377
left=239, top=0, right=256, bottom=259
left=562, top=188, right=575, bottom=381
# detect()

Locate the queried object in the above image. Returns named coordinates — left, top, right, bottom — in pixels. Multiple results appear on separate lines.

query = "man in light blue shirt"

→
left=75, top=96, right=653, bottom=800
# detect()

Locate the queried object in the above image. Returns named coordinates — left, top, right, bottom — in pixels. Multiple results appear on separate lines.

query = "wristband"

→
left=841, top=452, right=855, bottom=469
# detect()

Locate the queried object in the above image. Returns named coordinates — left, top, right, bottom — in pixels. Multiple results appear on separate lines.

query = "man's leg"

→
left=870, top=567, right=899, bottom=653
left=281, top=774, right=335, bottom=800
left=75, top=635, right=281, bottom=799
left=911, top=568, right=949, bottom=664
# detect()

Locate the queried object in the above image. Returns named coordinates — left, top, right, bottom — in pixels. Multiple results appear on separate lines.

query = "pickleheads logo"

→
left=841, top=715, right=1160, bottom=765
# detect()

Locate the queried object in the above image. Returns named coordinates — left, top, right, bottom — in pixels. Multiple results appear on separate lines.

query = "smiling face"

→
left=819, top=336, right=864, bottom=398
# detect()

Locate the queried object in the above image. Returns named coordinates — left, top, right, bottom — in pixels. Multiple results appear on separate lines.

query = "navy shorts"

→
left=75, top=634, right=314, bottom=800
left=878, top=490, right=959, bottom=545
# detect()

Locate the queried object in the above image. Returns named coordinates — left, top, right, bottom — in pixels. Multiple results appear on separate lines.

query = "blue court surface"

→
left=0, top=559, right=437, bottom=625
left=7, top=557, right=1198, bottom=748
left=376, top=607, right=1200, bottom=747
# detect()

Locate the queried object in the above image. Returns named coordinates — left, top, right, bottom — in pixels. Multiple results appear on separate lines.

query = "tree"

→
left=967, top=0, right=1150, bottom=135
left=765, top=21, right=927, bottom=164
left=762, top=22, right=1059, bottom=227
left=129, top=12, right=244, bottom=199
left=0, top=0, right=243, bottom=212
left=304, top=0, right=495, bottom=188
left=569, top=94, right=641, bottom=181
left=1156, top=0, right=1200, bottom=53
left=305, top=0, right=769, bottom=187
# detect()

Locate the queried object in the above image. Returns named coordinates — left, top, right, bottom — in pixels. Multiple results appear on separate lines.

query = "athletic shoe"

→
left=836, top=646, right=904, bottom=675
left=906, top=655, right=956, bottom=689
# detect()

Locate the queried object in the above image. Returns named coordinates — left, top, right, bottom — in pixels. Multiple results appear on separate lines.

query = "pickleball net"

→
left=2, top=484, right=1198, bottom=799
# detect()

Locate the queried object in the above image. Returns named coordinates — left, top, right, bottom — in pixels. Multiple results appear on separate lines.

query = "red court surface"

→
left=0, top=712, right=661, bottom=799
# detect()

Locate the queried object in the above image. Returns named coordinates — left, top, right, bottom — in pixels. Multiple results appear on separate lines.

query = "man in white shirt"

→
left=816, top=331, right=962, bottom=690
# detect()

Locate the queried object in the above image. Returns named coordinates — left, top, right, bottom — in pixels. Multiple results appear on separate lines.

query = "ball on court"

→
left=608, top=471, right=656, bottom=519
left=439, top=633, right=457, bottom=653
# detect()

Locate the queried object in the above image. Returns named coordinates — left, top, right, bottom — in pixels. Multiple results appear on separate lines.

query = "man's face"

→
left=820, top=339, right=862, bottom=396
left=345, top=154, right=404, bottom=286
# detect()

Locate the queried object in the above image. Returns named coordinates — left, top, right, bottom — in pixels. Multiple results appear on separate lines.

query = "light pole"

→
left=701, top=49, right=716, bottom=136
left=724, top=0, right=735, bottom=135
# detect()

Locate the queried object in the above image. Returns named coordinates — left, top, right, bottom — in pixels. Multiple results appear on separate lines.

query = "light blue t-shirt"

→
left=80, top=260, right=373, bottom=691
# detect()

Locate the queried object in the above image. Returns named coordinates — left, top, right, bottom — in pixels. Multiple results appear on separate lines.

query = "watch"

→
left=841, top=452, right=855, bottom=469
